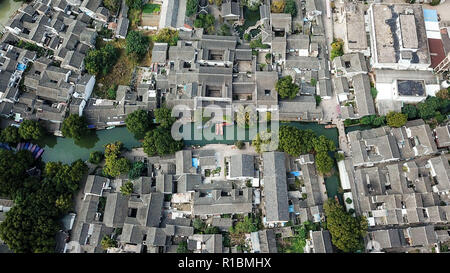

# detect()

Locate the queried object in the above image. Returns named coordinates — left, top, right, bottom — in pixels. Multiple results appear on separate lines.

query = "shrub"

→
left=88, top=151, right=103, bottom=164
left=386, top=111, right=407, bottom=128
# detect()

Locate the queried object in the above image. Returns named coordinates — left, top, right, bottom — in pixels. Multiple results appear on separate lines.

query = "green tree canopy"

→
left=153, top=28, right=179, bottom=46
left=0, top=126, right=20, bottom=144
left=18, top=120, right=44, bottom=140
left=101, top=236, right=117, bottom=250
left=278, top=126, right=316, bottom=156
left=154, top=106, right=176, bottom=129
left=126, top=31, right=150, bottom=60
left=128, top=161, right=145, bottom=180
left=330, top=39, right=344, bottom=60
left=125, top=0, right=143, bottom=9
left=186, top=0, right=199, bottom=17
left=103, top=0, right=120, bottom=13
left=103, top=142, right=131, bottom=177
left=120, top=181, right=134, bottom=196
left=0, top=158, right=86, bottom=253
left=315, top=152, right=334, bottom=175
left=177, top=241, right=189, bottom=253
left=88, top=151, right=104, bottom=164
left=0, top=150, right=35, bottom=197
left=275, top=76, right=299, bottom=99
left=401, top=104, right=418, bottom=120
left=84, top=44, right=118, bottom=75
left=61, top=114, right=88, bottom=141
left=417, top=96, right=442, bottom=120
left=323, top=199, right=368, bottom=253
left=142, top=127, right=183, bottom=156
left=125, top=109, right=151, bottom=139
left=284, top=0, right=297, bottom=16
left=386, top=111, right=407, bottom=128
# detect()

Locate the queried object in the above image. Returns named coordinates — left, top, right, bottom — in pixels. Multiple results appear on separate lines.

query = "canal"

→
left=0, top=0, right=22, bottom=27
left=34, top=122, right=340, bottom=197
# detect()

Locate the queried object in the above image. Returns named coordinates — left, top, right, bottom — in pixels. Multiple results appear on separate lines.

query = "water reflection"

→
left=74, top=130, right=100, bottom=149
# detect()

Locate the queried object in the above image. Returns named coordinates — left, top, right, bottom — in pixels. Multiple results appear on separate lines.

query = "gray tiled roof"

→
left=263, top=151, right=289, bottom=223
left=230, top=154, right=254, bottom=178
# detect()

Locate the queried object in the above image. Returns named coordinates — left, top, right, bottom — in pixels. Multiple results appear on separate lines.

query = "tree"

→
left=372, top=116, right=386, bottom=127
left=0, top=156, right=86, bottom=253
left=126, top=31, right=149, bottom=60
left=401, top=104, right=418, bottom=120
left=345, top=197, right=353, bottom=204
left=84, top=44, right=118, bottom=75
left=128, top=161, right=145, bottom=179
left=312, top=135, right=336, bottom=153
left=88, top=151, right=104, bottom=164
left=1, top=126, right=20, bottom=144
left=219, top=24, right=231, bottom=36
left=360, top=115, right=376, bottom=126
left=0, top=204, right=59, bottom=253
left=386, top=111, right=407, bottom=128
left=120, top=181, right=134, bottom=196
left=193, top=218, right=206, bottom=232
left=103, top=0, right=120, bottom=13
left=186, top=0, right=198, bottom=17
left=436, top=89, right=449, bottom=100
left=244, top=33, right=251, bottom=41
left=61, top=114, right=88, bottom=141
left=271, top=0, right=285, bottom=13
left=330, top=39, right=344, bottom=60
left=125, top=0, right=143, bottom=9
left=0, top=150, right=34, bottom=197
left=315, top=152, right=334, bottom=175
left=284, top=0, right=297, bottom=17
left=101, top=236, right=117, bottom=250
left=278, top=126, right=317, bottom=156
left=103, top=142, right=131, bottom=178
left=417, top=96, right=441, bottom=120
left=55, top=194, right=73, bottom=213
left=18, top=120, right=44, bottom=140
left=154, top=106, right=176, bottom=129
left=234, top=140, right=245, bottom=149
left=125, top=109, right=151, bottom=139
left=323, top=199, right=368, bottom=253
left=177, top=241, right=189, bottom=253
left=335, top=152, right=345, bottom=162
left=275, top=76, right=299, bottom=99
left=153, top=28, right=179, bottom=46
left=142, top=127, right=183, bottom=156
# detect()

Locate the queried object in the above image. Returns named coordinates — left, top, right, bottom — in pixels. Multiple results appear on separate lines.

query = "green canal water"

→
left=0, top=0, right=22, bottom=27
left=36, top=127, right=141, bottom=164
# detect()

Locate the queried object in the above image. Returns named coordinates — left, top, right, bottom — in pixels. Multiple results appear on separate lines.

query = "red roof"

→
left=428, top=38, right=446, bottom=68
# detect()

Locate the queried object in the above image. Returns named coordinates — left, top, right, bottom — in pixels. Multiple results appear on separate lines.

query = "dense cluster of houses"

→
left=62, top=143, right=334, bottom=253
left=0, top=0, right=156, bottom=133
left=152, top=0, right=337, bottom=121
left=342, top=120, right=450, bottom=252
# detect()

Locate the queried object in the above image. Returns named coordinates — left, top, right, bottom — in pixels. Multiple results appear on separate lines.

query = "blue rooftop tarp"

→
left=290, top=171, right=301, bottom=177
left=288, top=205, right=294, bottom=213
left=192, top=158, right=199, bottom=168
left=423, top=9, right=438, bottom=22
left=17, top=63, right=26, bottom=71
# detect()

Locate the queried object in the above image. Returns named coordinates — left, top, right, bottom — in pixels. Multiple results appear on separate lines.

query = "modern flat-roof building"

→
left=368, top=3, right=431, bottom=70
